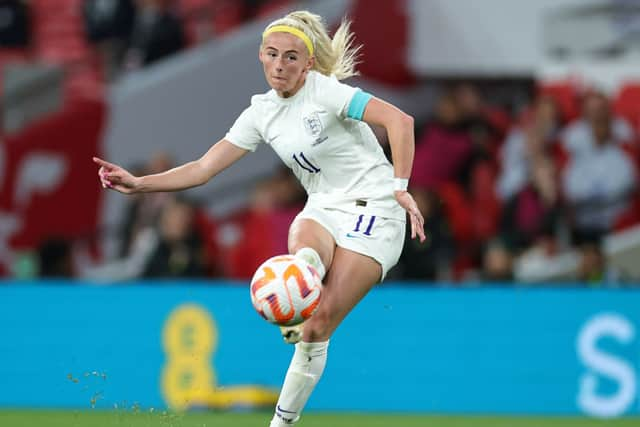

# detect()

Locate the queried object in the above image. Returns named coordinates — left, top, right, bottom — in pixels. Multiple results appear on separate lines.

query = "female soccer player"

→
left=94, top=10, right=425, bottom=426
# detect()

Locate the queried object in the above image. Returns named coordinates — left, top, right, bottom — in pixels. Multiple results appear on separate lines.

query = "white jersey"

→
left=225, top=71, right=405, bottom=221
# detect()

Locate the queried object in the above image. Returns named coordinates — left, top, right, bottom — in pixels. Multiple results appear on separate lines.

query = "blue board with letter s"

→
left=0, top=282, right=638, bottom=418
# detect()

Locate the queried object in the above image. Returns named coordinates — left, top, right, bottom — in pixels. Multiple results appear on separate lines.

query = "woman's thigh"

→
left=288, top=215, right=336, bottom=272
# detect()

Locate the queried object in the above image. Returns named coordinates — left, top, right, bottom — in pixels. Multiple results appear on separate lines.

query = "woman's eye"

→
left=287, top=55, right=297, bottom=61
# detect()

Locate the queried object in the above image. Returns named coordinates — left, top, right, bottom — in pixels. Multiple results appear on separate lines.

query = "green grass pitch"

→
left=1, top=411, right=639, bottom=427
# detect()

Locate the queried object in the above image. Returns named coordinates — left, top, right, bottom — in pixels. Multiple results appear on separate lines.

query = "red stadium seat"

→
left=614, top=82, right=640, bottom=134
left=29, top=0, right=103, bottom=101
left=436, top=182, right=474, bottom=246
left=212, top=0, right=245, bottom=36
left=178, top=0, right=216, bottom=45
left=193, top=208, right=222, bottom=276
left=256, top=0, right=293, bottom=18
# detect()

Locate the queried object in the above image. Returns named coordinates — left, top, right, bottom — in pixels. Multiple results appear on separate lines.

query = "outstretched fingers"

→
left=409, top=208, right=426, bottom=243
left=93, top=157, right=117, bottom=170
left=94, top=157, right=116, bottom=189
left=98, top=167, right=112, bottom=189
left=396, top=191, right=426, bottom=243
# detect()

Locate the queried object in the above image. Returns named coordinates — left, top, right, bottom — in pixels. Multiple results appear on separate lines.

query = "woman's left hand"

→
left=395, top=190, right=426, bottom=243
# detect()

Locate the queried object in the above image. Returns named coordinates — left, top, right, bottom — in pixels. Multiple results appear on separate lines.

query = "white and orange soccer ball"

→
left=250, top=254, right=323, bottom=326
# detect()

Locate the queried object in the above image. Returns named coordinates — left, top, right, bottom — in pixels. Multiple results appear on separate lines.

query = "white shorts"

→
left=294, top=204, right=406, bottom=282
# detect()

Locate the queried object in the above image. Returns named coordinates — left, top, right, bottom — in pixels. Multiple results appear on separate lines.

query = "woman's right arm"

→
left=94, top=139, right=249, bottom=194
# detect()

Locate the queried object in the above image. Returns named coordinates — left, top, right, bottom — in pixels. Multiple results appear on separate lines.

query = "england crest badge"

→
left=303, top=112, right=323, bottom=137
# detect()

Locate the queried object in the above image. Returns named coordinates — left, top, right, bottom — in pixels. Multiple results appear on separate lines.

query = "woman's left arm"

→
left=362, top=97, right=426, bottom=242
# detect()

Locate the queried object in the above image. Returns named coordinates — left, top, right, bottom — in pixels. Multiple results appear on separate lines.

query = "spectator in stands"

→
left=118, top=152, right=175, bottom=257
left=81, top=196, right=208, bottom=281
left=396, top=188, right=454, bottom=281
left=413, top=85, right=500, bottom=192
left=562, top=92, right=638, bottom=244
left=501, top=156, right=561, bottom=252
left=562, top=90, right=635, bottom=156
left=0, top=0, right=30, bottom=48
left=83, top=0, right=136, bottom=79
left=453, top=83, right=502, bottom=177
left=411, top=91, right=471, bottom=190
left=413, top=87, right=502, bottom=279
left=497, top=97, right=562, bottom=251
left=497, top=96, right=561, bottom=201
left=142, top=197, right=207, bottom=277
left=454, top=83, right=498, bottom=140
left=124, top=0, right=185, bottom=69
left=481, top=239, right=514, bottom=282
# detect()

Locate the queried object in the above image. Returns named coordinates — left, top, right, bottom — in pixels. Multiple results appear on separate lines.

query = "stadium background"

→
left=1, top=0, right=640, bottom=426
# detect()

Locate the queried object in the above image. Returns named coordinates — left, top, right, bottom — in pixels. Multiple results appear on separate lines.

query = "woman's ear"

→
left=306, top=56, right=315, bottom=72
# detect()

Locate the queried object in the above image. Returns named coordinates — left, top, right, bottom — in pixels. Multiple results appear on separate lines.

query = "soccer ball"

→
left=250, top=254, right=323, bottom=326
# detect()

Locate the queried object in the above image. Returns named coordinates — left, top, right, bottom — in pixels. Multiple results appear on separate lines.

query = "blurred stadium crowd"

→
left=2, top=0, right=640, bottom=285
left=0, top=0, right=294, bottom=96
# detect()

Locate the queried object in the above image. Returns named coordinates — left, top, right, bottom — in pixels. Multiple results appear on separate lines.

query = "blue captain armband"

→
left=346, top=90, right=373, bottom=120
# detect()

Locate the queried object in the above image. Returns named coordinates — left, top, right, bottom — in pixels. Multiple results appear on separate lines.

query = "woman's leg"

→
left=270, top=244, right=382, bottom=426
left=279, top=218, right=336, bottom=343
left=302, top=246, right=382, bottom=342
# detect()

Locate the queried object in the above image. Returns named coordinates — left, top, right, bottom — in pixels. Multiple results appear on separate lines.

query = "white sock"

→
left=269, top=340, right=329, bottom=426
left=295, top=247, right=326, bottom=280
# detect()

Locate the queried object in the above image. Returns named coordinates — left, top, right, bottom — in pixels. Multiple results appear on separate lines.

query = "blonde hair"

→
left=262, top=11, right=361, bottom=81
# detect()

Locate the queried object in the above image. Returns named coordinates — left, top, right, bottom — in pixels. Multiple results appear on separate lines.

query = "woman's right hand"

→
left=93, top=157, right=140, bottom=194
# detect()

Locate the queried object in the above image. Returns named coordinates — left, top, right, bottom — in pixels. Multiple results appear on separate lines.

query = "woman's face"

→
left=259, top=32, right=313, bottom=98
left=534, top=97, right=558, bottom=131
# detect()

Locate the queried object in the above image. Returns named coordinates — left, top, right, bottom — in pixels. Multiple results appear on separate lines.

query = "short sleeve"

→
left=224, top=104, right=262, bottom=152
left=314, top=73, right=360, bottom=119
